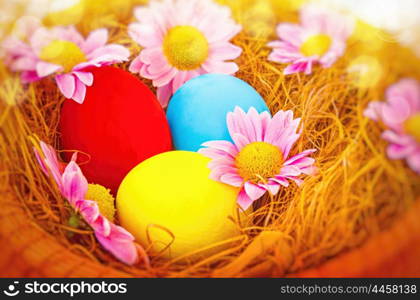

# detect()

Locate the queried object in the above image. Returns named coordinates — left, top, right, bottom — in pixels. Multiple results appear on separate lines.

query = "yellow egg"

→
left=117, top=151, right=241, bottom=259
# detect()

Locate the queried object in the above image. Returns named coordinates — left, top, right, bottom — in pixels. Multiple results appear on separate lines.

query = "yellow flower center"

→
left=404, top=113, right=420, bottom=142
left=235, top=142, right=283, bottom=184
left=39, top=40, right=86, bottom=73
left=163, top=25, right=209, bottom=70
left=300, top=34, right=332, bottom=57
left=86, top=184, right=116, bottom=222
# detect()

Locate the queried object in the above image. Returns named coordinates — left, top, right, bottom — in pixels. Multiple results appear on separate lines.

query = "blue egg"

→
left=167, top=74, right=270, bottom=151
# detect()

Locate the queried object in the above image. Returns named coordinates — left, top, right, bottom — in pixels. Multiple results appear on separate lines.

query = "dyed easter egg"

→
left=117, top=151, right=240, bottom=259
left=60, top=66, right=172, bottom=194
left=166, top=74, right=270, bottom=152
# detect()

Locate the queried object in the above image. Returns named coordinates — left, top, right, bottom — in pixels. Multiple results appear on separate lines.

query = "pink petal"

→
left=268, top=42, right=302, bottom=63
left=206, top=24, right=242, bottom=44
left=61, top=161, right=88, bottom=205
left=279, top=165, right=302, bottom=177
left=156, top=84, right=172, bottom=108
left=142, top=59, right=172, bottom=77
left=208, top=162, right=237, bottom=177
left=139, top=47, right=163, bottom=65
left=381, top=98, right=411, bottom=128
left=220, top=173, right=243, bottom=187
left=73, top=71, right=93, bottom=86
left=284, top=149, right=317, bottom=166
left=300, top=5, right=330, bottom=33
left=129, top=55, right=144, bottom=73
left=55, top=74, right=76, bottom=99
left=90, top=213, right=112, bottom=236
left=387, top=144, right=411, bottom=160
left=272, top=176, right=290, bottom=187
left=248, top=107, right=264, bottom=141
left=209, top=165, right=237, bottom=182
left=10, top=56, right=37, bottom=71
left=407, top=152, right=420, bottom=174
left=198, top=147, right=231, bottom=160
left=39, top=141, right=62, bottom=186
left=172, top=71, right=189, bottom=93
left=264, top=110, right=301, bottom=157
left=128, top=23, right=162, bottom=48
left=21, top=71, right=41, bottom=83
left=72, top=61, right=102, bottom=71
left=382, top=130, right=415, bottom=148
left=260, top=181, right=280, bottom=195
left=244, top=182, right=266, bottom=200
left=300, top=4, right=354, bottom=40
left=200, top=140, right=238, bottom=157
left=30, top=27, right=51, bottom=53
left=231, top=133, right=250, bottom=151
left=76, top=199, right=101, bottom=225
left=95, top=224, right=139, bottom=265
left=202, top=60, right=238, bottom=74
left=237, top=188, right=254, bottom=211
left=82, top=28, right=108, bottom=54
left=153, top=68, right=178, bottom=87
left=36, top=62, right=62, bottom=77
left=386, top=78, right=420, bottom=112
left=276, top=23, right=305, bottom=47
left=284, top=154, right=317, bottom=176
left=87, top=44, right=130, bottom=63
left=283, top=59, right=313, bottom=75
left=71, top=78, right=87, bottom=104
left=364, top=101, right=382, bottom=121
left=227, top=107, right=263, bottom=144
left=303, top=59, right=314, bottom=74
left=34, top=147, right=49, bottom=176
left=55, top=25, right=85, bottom=47
left=208, top=42, right=242, bottom=61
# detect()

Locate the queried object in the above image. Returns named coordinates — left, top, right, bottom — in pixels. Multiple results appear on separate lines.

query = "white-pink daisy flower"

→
left=198, top=107, right=317, bottom=210
left=128, top=0, right=243, bottom=107
left=1, top=16, right=42, bottom=82
left=3, top=25, right=130, bottom=103
left=364, top=78, right=420, bottom=174
left=267, top=4, right=353, bottom=75
left=34, top=141, right=149, bottom=266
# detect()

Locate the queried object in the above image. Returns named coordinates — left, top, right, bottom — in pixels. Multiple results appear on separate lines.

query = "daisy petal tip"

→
left=237, top=189, right=254, bottom=211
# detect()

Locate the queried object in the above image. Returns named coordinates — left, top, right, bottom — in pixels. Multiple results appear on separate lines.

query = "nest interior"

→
left=0, top=0, right=419, bottom=277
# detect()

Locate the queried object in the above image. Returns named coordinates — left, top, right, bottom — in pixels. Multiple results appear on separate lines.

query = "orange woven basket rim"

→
left=1, top=189, right=419, bottom=277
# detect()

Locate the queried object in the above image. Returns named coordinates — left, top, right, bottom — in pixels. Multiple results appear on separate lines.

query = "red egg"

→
left=60, top=66, right=172, bottom=194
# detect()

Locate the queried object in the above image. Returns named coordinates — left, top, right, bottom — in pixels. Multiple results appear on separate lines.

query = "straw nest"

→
left=0, top=0, right=419, bottom=277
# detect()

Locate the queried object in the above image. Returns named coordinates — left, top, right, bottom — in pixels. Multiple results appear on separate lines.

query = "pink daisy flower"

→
left=198, top=107, right=317, bottom=210
left=34, top=141, right=149, bottom=266
left=364, top=78, right=420, bottom=174
left=1, top=16, right=42, bottom=82
left=2, top=25, right=130, bottom=103
left=128, top=0, right=242, bottom=107
left=267, top=4, right=353, bottom=75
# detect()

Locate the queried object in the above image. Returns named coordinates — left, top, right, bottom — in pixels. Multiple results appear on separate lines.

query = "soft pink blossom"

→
left=34, top=141, right=147, bottom=266
left=2, top=25, right=130, bottom=104
left=267, top=4, right=353, bottom=75
left=1, top=16, right=42, bottom=82
left=364, top=78, right=420, bottom=174
left=199, top=107, right=316, bottom=210
left=128, top=0, right=242, bottom=107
